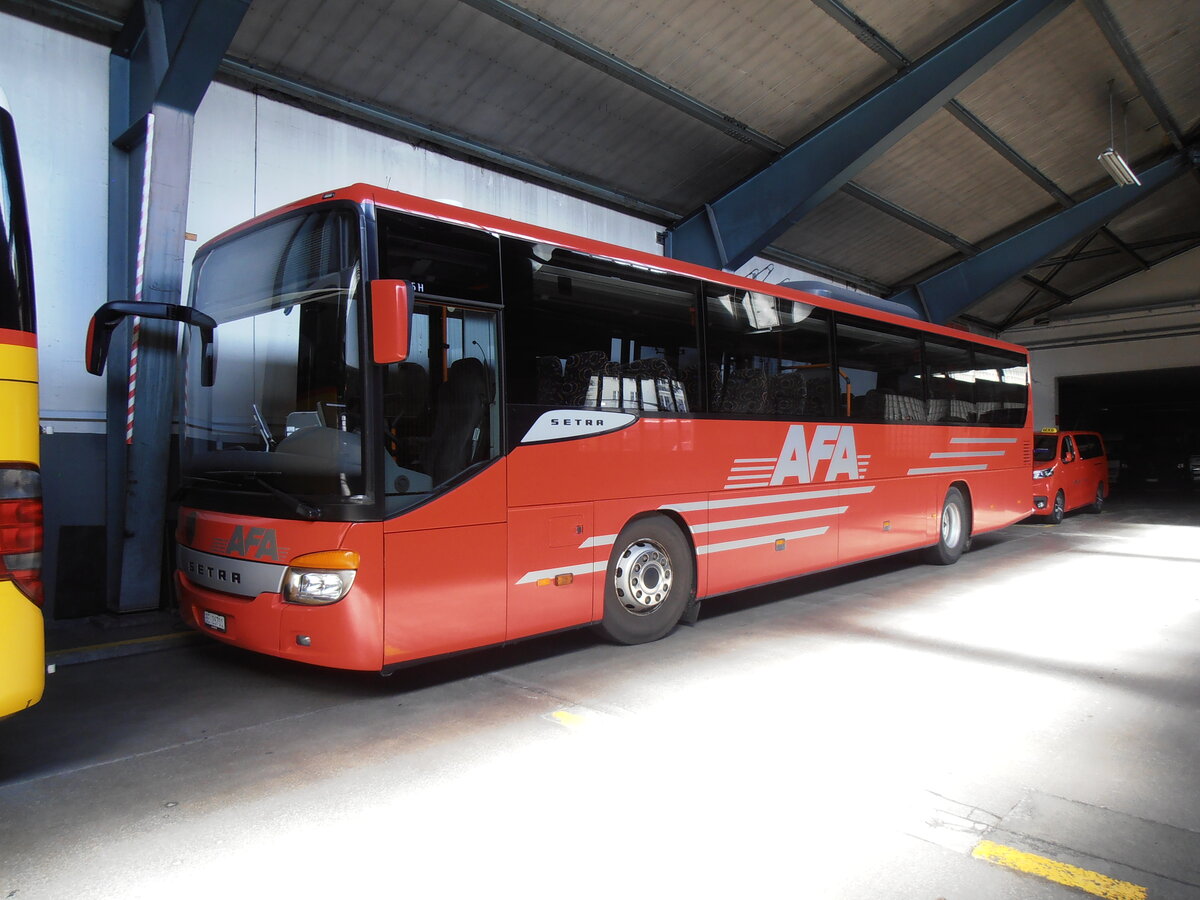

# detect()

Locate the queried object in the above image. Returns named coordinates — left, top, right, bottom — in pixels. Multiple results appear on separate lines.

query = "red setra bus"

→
left=88, top=185, right=1032, bottom=672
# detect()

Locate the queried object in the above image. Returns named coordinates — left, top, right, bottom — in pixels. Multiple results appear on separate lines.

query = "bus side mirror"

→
left=371, top=279, right=412, bottom=364
left=85, top=301, right=218, bottom=386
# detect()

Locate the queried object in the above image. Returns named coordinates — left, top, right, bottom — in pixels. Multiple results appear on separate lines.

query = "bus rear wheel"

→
left=597, top=515, right=694, bottom=645
left=925, top=486, right=969, bottom=566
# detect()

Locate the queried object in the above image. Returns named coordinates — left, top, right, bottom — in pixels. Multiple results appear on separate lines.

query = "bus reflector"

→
left=0, top=466, right=43, bottom=607
left=537, top=574, right=574, bottom=587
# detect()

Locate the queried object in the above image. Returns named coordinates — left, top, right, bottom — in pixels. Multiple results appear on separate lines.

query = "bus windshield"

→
left=181, top=207, right=368, bottom=516
left=0, top=101, right=35, bottom=334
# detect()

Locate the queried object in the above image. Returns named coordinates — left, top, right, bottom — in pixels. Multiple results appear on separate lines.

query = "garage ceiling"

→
left=11, top=0, right=1200, bottom=333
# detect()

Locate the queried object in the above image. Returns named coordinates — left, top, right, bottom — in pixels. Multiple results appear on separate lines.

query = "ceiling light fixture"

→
left=1098, top=80, right=1140, bottom=187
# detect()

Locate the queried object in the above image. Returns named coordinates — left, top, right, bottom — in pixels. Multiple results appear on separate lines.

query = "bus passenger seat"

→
left=535, top=356, right=564, bottom=405
left=428, top=357, right=490, bottom=485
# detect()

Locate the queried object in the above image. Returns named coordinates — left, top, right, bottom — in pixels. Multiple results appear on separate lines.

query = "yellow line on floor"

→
left=972, top=840, right=1147, bottom=900
left=548, top=709, right=587, bottom=728
left=49, top=631, right=194, bottom=656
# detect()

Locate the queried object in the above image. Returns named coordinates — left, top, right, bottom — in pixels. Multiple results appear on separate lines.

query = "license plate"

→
left=202, top=610, right=226, bottom=632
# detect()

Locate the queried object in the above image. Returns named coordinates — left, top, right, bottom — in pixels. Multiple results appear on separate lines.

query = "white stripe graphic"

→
left=734, top=458, right=778, bottom=463
left=580, top=534, right=618, bottom=549
left=731, top=465, right=776, bottom=472
left=930, top=451, right=1006, bottom=458
left=690, top=506, right=848, bottom=534
left=665, top=485, right=875, bottom=513
left=950, top=437, right=1018, bottom=444
left=907, top=464, right=989, bottom=475
left=516, top=561, right=608, bottom=585
left=698, top=527, right=829, bottom=555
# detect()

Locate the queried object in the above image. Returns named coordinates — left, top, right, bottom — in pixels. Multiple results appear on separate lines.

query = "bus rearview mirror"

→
left=371, top=280, right=412, bottom=365
left=84, top=301, right=218, bottom=386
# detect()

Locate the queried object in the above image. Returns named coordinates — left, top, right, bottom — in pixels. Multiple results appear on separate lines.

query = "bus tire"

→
left=597, top=515, right=694, bottom=645
left=925, top=486, right=968, bottom=566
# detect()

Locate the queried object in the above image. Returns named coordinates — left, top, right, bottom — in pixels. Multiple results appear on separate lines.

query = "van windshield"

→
left=1033, top=434, right=1058, bottom=463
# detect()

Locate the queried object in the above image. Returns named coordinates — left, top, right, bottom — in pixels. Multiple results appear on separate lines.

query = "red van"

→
left=1032, top=429, right=1108, bottom=523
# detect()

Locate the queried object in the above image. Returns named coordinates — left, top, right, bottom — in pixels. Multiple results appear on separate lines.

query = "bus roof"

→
left=199, top=183, right=1030, bottom=356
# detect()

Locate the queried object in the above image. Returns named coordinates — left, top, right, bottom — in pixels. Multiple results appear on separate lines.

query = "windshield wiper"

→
left=181, top=472, right=322, bottom=520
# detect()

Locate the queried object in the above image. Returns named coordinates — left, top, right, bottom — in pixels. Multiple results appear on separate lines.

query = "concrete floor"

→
left=3, top=488, right=1200, bottom=899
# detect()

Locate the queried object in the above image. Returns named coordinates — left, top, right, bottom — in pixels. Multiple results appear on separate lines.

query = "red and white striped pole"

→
left=126, top=112, right=156, bottom=445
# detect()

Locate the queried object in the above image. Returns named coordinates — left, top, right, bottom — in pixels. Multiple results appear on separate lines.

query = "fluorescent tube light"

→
left=1098, top=149, right=1140, bottom=187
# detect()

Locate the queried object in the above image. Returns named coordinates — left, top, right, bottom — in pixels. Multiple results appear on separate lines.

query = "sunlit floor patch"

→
left=972, top=840, right=1147, bottom=900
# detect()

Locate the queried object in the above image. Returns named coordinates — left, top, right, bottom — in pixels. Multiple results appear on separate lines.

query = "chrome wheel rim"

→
left=613, top=539, right=673, bottom=615
left=940, top=502, right=962, bottom=548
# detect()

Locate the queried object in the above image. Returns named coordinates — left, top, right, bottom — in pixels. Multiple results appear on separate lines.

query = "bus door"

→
left=380, top=299, right=508, bottom=663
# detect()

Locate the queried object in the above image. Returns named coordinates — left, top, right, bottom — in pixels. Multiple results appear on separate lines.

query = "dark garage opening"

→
left=1058, top=366, right=1200, bottom=493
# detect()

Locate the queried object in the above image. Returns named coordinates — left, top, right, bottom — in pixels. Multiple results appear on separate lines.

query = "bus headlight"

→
left=282, top=550, right=359, bottom=605
left=1033, top=466, right=1055, bottom=480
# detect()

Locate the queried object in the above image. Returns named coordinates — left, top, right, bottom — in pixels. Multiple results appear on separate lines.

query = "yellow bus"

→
left=0, top=87, right=44, bottom=717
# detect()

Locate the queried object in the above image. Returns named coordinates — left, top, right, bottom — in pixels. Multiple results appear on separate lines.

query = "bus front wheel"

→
left=925, top=486, right=969, bottom=566
left=597, top=515, right=694, bottom=645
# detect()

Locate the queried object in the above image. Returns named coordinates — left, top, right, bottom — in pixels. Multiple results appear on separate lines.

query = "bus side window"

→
left=504, top=242, right=699, bottom=413
left=833, top=315, right=923, bottom=422
left=704, top=286, right=833, bottom=418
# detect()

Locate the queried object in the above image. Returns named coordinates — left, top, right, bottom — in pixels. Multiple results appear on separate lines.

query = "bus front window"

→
left=181, top=207, right=369, bottom=515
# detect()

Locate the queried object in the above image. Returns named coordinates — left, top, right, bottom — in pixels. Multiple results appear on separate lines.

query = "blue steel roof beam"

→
left=113, top=0, right=250, bottom=145
left=666, top=0, right=1072, bottom=272
left=892, top=152, right=1197, bottom=324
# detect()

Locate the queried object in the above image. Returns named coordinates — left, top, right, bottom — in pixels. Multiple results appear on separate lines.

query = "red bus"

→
left=88, top=185, right=1032, bottom=672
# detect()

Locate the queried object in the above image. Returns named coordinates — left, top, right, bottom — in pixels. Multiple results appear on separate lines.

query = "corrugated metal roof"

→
left=773, top=190, right=954, bottom=285
left=24, top=0, right=1199, bottom=330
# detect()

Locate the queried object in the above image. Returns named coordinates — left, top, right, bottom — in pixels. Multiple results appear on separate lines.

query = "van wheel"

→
left=1045, top=490, right=1065, bottom=524
left=596, top=516, right=694, bottom=645
left=925, top=487, right=968, bottom=566
left=1090, top=483, right=1105, bottom=513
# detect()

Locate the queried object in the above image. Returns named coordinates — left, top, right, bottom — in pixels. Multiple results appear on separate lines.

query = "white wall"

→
left=1006, top=303, right=1200, bottom=429
left=0, top=14, right=110, bottom=430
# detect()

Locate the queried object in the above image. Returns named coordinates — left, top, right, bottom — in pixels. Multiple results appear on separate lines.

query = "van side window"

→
left=1075, top=434, right=1104, bottom=459
left=1061, top=435, right=1076, bottom=461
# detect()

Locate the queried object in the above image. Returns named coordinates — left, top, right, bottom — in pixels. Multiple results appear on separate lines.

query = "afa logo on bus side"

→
left=770, top=424, right=861, bottom=484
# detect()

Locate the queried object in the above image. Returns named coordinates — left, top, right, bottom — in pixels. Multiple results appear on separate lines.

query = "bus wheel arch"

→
left=925, top=483, right=971, bottom=566
left=596, top=513, right=696, bottom=645
left=951, top=479, right=974, bottom=546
